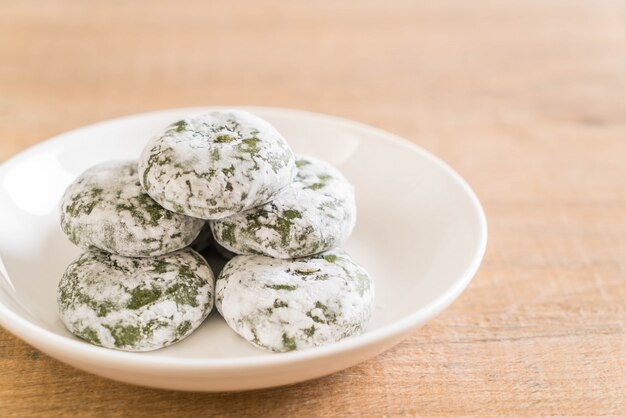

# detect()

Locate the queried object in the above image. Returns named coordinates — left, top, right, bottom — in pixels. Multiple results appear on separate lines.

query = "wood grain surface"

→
left=1, top=0, right=625, bottom=416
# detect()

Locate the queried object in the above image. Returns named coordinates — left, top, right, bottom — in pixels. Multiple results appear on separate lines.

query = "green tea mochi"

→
left=58, top=248, right=214, bottom=351
left=138, top=110, right=296, bottom=220
left=216, top=249, right=374, bottom=352
left=60, top=160, right=204, bottom=257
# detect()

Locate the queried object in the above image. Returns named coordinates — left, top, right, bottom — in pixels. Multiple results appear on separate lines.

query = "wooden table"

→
left=1, top=0, right=625, bottom=416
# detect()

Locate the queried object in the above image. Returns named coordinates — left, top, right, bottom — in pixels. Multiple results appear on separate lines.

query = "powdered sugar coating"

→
left=60, top=160, right=204, bottom=257
left=211, top=155, right=356, bottom=259
left=138, top=110, right=296, bottom=220
left=57, top=248, right=214, bottom=352
left=216, top=249, right=374, bottom=352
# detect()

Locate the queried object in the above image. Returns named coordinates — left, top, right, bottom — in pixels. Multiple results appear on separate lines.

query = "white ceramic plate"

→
left=0, top=107, right=486, bottom=391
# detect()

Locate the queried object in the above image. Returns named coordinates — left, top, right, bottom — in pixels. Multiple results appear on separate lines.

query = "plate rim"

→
left=0, top=106, right=488, bottom=370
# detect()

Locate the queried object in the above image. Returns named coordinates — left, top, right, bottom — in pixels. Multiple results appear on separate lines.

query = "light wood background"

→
left=1, top=0, right=625, bottom=416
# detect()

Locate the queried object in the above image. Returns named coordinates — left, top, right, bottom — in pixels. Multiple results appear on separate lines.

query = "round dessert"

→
left=58, top=248, right=214, bottom=352
left=216, top=249, right=374, bottom=352
left=138, top=110, right=296, bottom=220
left=60, top=160, right=204, bottom=257
left=211, top=155, right=356, bottom=259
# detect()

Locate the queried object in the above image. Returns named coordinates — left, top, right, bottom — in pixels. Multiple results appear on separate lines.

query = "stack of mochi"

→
left=57, top=110, right=374, bottom=353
